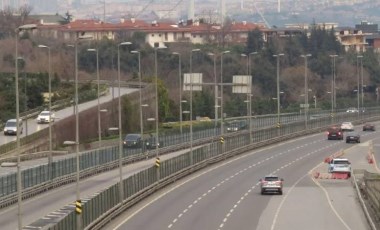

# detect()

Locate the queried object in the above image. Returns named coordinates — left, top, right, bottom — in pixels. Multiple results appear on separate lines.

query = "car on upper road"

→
left=363, top=123, right=375, bottom=131
left=36, top=111, right=55, bottom=124
left=123, top=133, right=142, bottom=148
left=345, top=131, right=360, bottom=143
left=346, top=107, right=359, bottom=113
left=226, top=120, right=248, bottom=132
left=145, top=136, right=163, bottom=149
left=260, top=175, right=283, bottom=195
left=341, top=122, right=354, bottom=131
left=3, top=119, right=23, bottom=135
left=327, top=126, right=343, bottom=140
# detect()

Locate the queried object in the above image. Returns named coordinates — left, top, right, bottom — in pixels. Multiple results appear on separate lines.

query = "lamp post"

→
left=172, top=52, right=183, bottom=134
left=73, top=35, right=92, bottom=230
left=37, top=45, right=53, bottom=180
left=17, top=57, right=28, bottom=135
left=241, top=53, right=249, bottom=75
left=153, top=46, right=167, bottom=160
left=241, top=53, right=250, bottom=120
left=329, top=54, right=338, bottom=120
left=273, top=53, right=284, bottom=129
left=220, top=50, right=230, bottom=135
left=15, top=23, right=36, bottom=230
left=301, top=54, right=311, bottom=129
left=356, top=55, right=363, bottom=117
left=248, top=52, right=257, bottom=76
left=117, top=41, right=132, bottom=203
left=359, top=55, right=364, bottom=114
left=87, top=48, right=102, bottom=147
left=190, top=48, right=200, bottom=164
left=207, top=52, right=218, bottom=131
left=131, top=50, right=143, bottom=145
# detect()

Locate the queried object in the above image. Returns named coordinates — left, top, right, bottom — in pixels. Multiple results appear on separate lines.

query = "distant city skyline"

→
left=1, top=0, right=379, bottom=28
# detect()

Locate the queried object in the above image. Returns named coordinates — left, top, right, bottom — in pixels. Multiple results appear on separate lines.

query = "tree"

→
left=246, top=29, right=264, bottom=53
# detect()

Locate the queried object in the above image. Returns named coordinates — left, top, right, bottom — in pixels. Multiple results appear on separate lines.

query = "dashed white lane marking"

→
left=111, top=133, right=339, bottom=230
left=216, top=141, right=344, bottom=230
left=167, top=138, right=331, bottom=229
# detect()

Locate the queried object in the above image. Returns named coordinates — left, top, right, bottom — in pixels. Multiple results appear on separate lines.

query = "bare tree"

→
left=0, top=5, right=33, bottom=39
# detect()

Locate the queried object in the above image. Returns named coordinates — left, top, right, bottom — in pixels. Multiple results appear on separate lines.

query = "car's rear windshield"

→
left=264, top=177, right=279, bottom=181
left=333, top=160, right=350, bottom=164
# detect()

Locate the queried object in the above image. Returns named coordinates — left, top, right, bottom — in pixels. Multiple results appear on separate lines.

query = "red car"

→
left=327, top=126, right=343, bottom=140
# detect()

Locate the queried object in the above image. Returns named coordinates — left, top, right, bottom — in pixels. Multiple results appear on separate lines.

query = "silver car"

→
left=260, top=175, right=283, bottom=195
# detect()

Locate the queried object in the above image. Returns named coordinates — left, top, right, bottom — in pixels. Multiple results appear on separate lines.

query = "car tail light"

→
left=327, top=132, right=330, bottom=135
left=338, top=132, right=341, bottom=135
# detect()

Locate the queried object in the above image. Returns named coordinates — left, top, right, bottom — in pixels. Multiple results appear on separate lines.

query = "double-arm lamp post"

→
left=87, top=48, right=102, bottom=147
left=37, top=45, right=53, bottom=181
left=301, top=54, right=311, bottom=129
left=15, top=24, right=37, bottom=230
left=117, top=41, right=132, bottom=203
left=273, top=53, right=284, bottom=129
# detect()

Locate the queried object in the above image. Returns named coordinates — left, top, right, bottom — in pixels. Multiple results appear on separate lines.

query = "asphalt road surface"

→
left=106, top=128, right=378, bottom=230
left=0, top=87, right=137, bottom=146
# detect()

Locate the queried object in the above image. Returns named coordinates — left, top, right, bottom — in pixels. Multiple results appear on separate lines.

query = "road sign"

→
left=220, top=136, right=224, bottom=144
left=75, top=200, right=82, bottom=214
left=300, top=104, right=310, bottom=108
left=155, top=157, right=160, bottom=167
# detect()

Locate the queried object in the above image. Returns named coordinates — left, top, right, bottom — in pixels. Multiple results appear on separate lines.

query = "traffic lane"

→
left=0, top=87, right=138, bottom=146
left=370, top=136, right=380, bottom=172
left=0, top=147, right=187, bottom=230
left=110, top=132, right=350, bottom=230
left=260, top=141, right=373, bottom=230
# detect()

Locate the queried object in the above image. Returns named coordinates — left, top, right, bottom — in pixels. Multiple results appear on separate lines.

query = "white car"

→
left=36, top=111, right=55, bottom=124
left=346, top=107, right=358, bottom=113
left=328, top=158, right=351, bottom=176
left=341, top=122, right=354, bottom=131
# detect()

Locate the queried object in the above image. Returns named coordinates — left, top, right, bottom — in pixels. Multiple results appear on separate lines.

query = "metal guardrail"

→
left=1, top=108, right=380, bottom=228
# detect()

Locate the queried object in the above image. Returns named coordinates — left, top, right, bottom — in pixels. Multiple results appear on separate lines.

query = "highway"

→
left=104, top=129, right=378, bottom=230
left=0, top=86, right=137, bottom=146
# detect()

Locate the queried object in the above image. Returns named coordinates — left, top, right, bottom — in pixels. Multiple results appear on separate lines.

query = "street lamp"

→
left=329, top=54, right=338, bottom=119
left=117, top=41, right=132, bottom=203
left=131, top=50, right=143, bottom=146
left=15, top=23, right=36, bottom=230
left=154, top=46, right=167, bottom=160
left=220, top=50, right=230, bottom=135
left=207, top=52, right=218, bottom=130
left=38, top=44, right=53, bottom=181
left=301, top=54, right=311, bottom=129
left=172, top=52, right=183, bottom=134
left=248, top=52, right=257, bottom=76
left=356, top=55, right=363, bottom=117
left=72, top=34, right=93, bottom=230
left=190, top=48, right=200, bottom=164
left=87, top=48, right=102, bottom=147
left=241, top=53, right=249, bottom=75
left=273, top=53, right=284, bottom=129
left=359, top=55, right=364, bottom=114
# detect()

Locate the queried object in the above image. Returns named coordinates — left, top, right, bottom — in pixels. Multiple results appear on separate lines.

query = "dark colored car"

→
left=145, top=136, right=163, bottom=149
left=346, top=132, right=360, bottom=143
left=363, top=123, right=375, bottom=131
left=327, top=127, right=343, bottom=140
left=226, top=120, right=248, bottom=132
left=123, top=134, right=142, bottom=148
